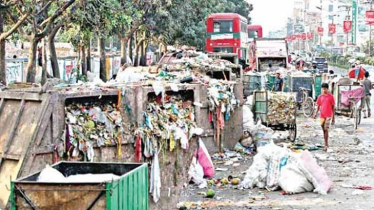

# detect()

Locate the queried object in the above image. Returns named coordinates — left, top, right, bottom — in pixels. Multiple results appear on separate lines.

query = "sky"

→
left=249, top=0, right=295, bottom=35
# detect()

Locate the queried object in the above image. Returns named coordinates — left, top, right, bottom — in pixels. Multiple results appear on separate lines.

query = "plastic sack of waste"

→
left=243, top=105, right=254, bottom=130
left=266, top=149, right=289, bottom=191
left=38, top=165, right=66, bottom=182
left=240, top=141, right=283, bottom=189
left=297, top=151, right=333, bottom=195
left=65, top=174, right=120, bottom=183
left=278, top=155, right=314, bottom=194
left=188, top=156, right=205, bottom=185
left=193, top=139, right=215, bottom=178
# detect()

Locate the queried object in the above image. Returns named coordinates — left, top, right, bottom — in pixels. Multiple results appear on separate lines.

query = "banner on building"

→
left=328, top=24, right=336, bottom=34
left=317, top=27, right=324, bottom=36
left=366, top=10, right=374, bottom=25
left=343, top=20, right=352, bottom=33
left=307, top=32, right=313, bottom=40
left=301, top=33, right=306, bottom=40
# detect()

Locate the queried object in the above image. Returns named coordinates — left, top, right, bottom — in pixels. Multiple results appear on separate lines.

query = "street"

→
left=178, top=85, right=374, bottom=210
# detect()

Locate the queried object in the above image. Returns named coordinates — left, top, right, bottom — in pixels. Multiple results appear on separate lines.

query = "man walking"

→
left=362, top=71, right=372, bottom=118
left=274, top=73, right=283, bottom=92
left=314, top=83, right=335, bottom=151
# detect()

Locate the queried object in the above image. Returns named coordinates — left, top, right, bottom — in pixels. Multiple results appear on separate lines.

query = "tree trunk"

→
left=0, top=12, right=5, bottom=85
left=120, top=38, right=127, bottom=65
left=41, top=38, right=47, bottom=84
left=48, top=35, right=60, bottom=78
left=140, top=39, right=145, bottom=66
left=86, top=39, right=91, bottom=72
left=80, top=43, right=87, bottom=76
left=129, top=33, right=133, bottom=65
left=98, top=37, right=106, bottom=82
left=26, top=38, right=38, bottom=83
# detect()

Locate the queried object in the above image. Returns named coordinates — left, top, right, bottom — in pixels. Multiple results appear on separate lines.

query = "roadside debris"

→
left=240, top=142, right=332, bottom=195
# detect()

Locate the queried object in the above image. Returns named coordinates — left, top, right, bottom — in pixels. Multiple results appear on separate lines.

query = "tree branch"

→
left=40, top=0, right=76, bottom=27
left=0, top=10, right=30, bottom=40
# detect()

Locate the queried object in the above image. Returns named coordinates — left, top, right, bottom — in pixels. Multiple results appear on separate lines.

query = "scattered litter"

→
left=352, top=190, right=365, bottom=195
left=216, top=168, right=229, bottom=171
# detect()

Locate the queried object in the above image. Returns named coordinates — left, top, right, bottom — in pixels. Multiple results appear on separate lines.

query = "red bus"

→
left=206, top=13, right=249, bottom=62
left=247, top=25, right=263, bottom=39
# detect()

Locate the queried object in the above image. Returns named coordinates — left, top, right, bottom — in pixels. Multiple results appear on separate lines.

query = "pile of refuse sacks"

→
left=240, top=142, right=332, bottom=195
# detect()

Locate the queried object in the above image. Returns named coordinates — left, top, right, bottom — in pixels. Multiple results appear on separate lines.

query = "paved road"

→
left=179, top=85, right=374, bottom=209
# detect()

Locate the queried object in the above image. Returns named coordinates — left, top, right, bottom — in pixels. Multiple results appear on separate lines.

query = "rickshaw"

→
left=331, top=78, right=364, bottom=129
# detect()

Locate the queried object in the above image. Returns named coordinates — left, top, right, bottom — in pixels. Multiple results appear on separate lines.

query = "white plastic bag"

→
left=188, top=157, right=204, bottom=185
left=149, top=150, right=161, bottom=203
left=240, top=141, right=287, bottom=189
left=278, top=160, right=314, bottom=194
left=38, top=165, right=66, bottom=182
left=65, top=174, right=120, bottom=182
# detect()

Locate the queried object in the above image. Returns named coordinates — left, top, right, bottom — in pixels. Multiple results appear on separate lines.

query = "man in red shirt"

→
left=314, top=83, right=335, bottom=151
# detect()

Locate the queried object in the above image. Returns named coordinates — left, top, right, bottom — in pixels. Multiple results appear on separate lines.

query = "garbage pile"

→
left=267, top=92, right=297, bottom=125
left=64, top=99, right=123, bottom=161
left=164, top=53, right=238, bottom=72
left=240, top=142, right=332, bottom=195
left=135, top=92, right=197, bottom=156
left=134, top=92, right=198, bottom=203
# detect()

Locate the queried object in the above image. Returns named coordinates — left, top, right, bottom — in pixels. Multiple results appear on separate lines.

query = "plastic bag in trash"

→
left=38, top=165, right=66, bottom=182
left=188, top=156, right=205, bottom=185
left=297, top=151, right=333, bottom=195
left=240, top=142, right=286, bottom=189
left=278, top=155, right=314, bottom=194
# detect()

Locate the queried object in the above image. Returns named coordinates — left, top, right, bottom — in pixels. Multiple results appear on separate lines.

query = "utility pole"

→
left=331, top=16, right=334, bottom=45
left=370, top=2, right=373, bottom=56
left=346, top=8, right=351, bottom=53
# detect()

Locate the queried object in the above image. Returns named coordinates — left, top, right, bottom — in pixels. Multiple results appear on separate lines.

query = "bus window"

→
left=248, top=30, right=258, bottom=39
left=213, top=47, right=233, bottom=53
left=241, top=22, right=247, bottom=33
left=213, top=20, right=233, bottom=33
left=214, top=22, right=220, bottom=32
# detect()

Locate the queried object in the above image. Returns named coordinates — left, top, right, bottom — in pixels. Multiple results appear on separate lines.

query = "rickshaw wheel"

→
left=288, top=124, right=297, bottom=142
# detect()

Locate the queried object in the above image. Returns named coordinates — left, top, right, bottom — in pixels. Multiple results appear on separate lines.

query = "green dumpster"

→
left=244, top=74, right=263, bottom=97
left=314, top=74, right=322, bottom=100
left=10, top=162, right=148, bottom=210
left=267, top=74, right=275, bottom=90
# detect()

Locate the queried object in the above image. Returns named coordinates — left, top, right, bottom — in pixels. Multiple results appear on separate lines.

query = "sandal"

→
left=323, top=146, right=328, bottom=152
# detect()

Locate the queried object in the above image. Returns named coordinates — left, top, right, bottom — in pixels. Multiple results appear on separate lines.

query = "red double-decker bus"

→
left=206, top=13, right=249, bottom=62
left=247, top=25, right=263, bottom=40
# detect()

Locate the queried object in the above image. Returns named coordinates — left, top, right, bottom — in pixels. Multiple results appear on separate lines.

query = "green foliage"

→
left=149, top=0, right=253, bottom=50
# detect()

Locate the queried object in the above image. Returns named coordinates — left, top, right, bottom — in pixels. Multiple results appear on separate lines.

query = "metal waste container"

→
left=10, top=162, right=148, bottom=210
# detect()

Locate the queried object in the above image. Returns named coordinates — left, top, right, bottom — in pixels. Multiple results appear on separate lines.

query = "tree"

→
left=13, top=0, right=77, bottom=83
left=362, top=39, right=374, bottom=56
left=0, top=1, right=30, bottom=85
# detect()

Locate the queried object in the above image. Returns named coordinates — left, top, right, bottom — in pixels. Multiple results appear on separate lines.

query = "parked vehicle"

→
left=313, top=57, right=328, bottom=71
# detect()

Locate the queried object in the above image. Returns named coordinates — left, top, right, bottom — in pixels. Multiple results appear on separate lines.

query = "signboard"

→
left=317, top=27, right=324, bottom=36
left=366, top=10, right=374, bottom=25
left=307, top=32, right=313, bottom=40
left=352, top=0, right=357, bottom=44
left=211, top=34, right=234, bottom=40
left=301, top=33, right=306, bottom=40
left=328, top=24, right=336, bottom=34
left=343, top=20, right=352, bottom=33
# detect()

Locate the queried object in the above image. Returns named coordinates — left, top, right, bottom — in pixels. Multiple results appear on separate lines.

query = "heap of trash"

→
left=64, top=99, right=123, bottom=162
left=240, top=141, right=332, bottom=195
left=163, top=53, right=239, bottom=72
left=267, top=92, right=297, bottom=125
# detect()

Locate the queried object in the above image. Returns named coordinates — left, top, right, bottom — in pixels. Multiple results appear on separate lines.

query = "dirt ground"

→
left=178, top=106, right=374, bottom=209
